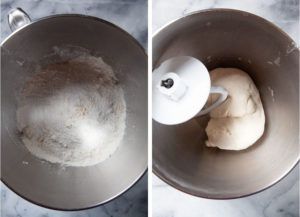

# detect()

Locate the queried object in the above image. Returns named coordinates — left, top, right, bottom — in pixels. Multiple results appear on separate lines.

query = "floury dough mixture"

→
left=205, top=68, right=265, bottom=150
left=17, top=56, right=126, bottom=166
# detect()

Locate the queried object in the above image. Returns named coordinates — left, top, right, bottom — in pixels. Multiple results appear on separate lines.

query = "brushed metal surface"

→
left=153, top=9, right=299, bottom=199
left=1, top=14, right=147, bottom=210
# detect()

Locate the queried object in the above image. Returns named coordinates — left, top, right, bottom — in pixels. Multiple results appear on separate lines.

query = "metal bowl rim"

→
left=152, top=8, right=297, bottom=45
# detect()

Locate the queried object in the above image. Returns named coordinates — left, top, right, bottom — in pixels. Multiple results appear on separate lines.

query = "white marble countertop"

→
left=1, top=0, right=147, bottom=216
left=152, top=0, right=299, bottom=217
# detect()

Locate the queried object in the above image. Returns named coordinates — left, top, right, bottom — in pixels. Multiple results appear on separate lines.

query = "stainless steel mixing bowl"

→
left=1, top=8, right=147, bottom=210
left=153, top=9, right=299, bottom=199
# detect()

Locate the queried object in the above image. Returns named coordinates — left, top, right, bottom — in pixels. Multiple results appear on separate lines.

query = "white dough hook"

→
left=152, top=56, right=228, bottom=125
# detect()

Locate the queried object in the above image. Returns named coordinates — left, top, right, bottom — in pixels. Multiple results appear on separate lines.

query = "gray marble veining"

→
left=1, top=0, right=147, bottom=216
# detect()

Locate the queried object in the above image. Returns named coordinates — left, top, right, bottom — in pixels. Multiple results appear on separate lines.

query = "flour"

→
left=17, top=56, right=126, bottom=167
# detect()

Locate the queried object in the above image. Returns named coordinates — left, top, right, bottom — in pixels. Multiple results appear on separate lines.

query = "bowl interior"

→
left=1, top=15, right=147, bottom=210
left=153, top=9, right=299, bottom=198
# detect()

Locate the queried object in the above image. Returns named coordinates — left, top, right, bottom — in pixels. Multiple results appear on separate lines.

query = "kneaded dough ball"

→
left=205, top=68, right=265, bottom=150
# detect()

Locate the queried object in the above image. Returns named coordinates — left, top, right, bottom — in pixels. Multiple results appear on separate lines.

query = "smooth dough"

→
left=205, top=68, right=265, bottom=150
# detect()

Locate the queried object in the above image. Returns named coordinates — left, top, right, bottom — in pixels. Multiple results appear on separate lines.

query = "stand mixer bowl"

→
left=153, top=9, right=299, bottom=199
left=1, top=11, right=147, bottom=210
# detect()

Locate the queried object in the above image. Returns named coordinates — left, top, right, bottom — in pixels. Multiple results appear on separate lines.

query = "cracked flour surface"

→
left=17, top=56, right=126, bottom=166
